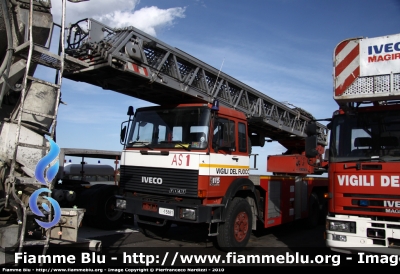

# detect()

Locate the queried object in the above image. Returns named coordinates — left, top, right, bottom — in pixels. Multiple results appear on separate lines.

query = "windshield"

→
left=126, top=106, right=211, bottom=150
left=329, top=109, right=400, bottom=162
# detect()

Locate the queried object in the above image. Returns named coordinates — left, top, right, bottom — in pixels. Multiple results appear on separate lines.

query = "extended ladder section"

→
left=334, top=33, right=400, bottom=104
left=64, top=19, right=328, bottom=146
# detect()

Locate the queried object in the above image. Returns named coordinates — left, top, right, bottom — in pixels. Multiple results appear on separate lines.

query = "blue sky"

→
left=41, top=0, right=400, bottom=172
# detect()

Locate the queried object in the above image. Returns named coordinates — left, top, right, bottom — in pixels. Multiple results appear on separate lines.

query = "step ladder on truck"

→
left=0, top=0, right=101, bottom=261
left=62, top=18, right=330, bottom=251
left=305, top=33, right=400, bottom=255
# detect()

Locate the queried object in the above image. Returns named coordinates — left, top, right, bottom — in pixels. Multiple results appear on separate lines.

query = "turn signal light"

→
left=198, top=190, right=207, bottom=198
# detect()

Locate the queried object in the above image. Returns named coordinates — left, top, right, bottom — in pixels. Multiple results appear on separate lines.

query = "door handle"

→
left=232, top=157, right=238, bottom=162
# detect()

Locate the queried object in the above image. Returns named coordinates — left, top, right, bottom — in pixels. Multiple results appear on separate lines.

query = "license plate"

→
left=142, top=202, right=157, bottom=212
left=159, top=207, right=174, bottom=216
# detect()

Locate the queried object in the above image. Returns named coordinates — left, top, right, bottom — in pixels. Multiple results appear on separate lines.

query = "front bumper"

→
left=115, top=195, right=223, bottom=223
left=326, top=215, right=400, bottom=255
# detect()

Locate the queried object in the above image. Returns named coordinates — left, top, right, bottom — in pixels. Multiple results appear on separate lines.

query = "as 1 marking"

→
left=171, top=154, right=190, bottom=166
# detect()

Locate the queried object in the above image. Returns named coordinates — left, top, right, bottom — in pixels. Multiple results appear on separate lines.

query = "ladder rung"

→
left=26, top=209, right=51, bottom=216
left=210, top=219, right=222, bottom=223
left=16, top=142, right=48, bottom=150
left=27, top=76, right=61, bottom=89
left=14, top=176, right=50, bottom=187
left=16, top=181, right=43, bottom=187
left=14, top=42, right=89, bottom=72
left=26, top=211, right=46, bottom=216
left=3, top=118, right=51, bottom=136
left=20, top=108, right=56, bottom=119
left=22, top=239, right=48, bottom=246
left=208, top=222, right=219, bottom=236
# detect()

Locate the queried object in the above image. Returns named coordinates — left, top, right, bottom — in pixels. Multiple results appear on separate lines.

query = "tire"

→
left=216, top=197, right=252, bottom=252
left=87, top=188, right=124, bottom=230
left=306, top=193, right=319, bottom=229
left=137, top=219, right=171, bottom=239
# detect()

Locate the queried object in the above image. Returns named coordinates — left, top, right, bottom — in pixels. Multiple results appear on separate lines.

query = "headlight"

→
left=116, top=199, right=126, bottom=209
left=328, top=221, right=356, bottom=233
left=179, top=208, right=196, bottom=220
left=332, top=234, right=347, bottom=242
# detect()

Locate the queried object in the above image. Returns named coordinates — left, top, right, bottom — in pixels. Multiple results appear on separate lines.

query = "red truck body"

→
left=324, top=33, right=400, bottom=255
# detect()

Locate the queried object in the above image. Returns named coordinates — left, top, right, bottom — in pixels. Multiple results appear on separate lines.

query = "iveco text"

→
left=141, top=177, right=162, bottom=184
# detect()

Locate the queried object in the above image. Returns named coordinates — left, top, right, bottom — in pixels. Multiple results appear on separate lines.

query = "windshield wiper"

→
left=174, top=143, right=191, bottom=151
left=379, top=155, right=400, bottom=162
left=129, top=141, right=154, bottom=150
left=339, top=158, right=380, bottom=169
left=341, top=155, right=400, bottom=169
left=160, top=141, right=191, bottom=151
left=339, top=158, right=372, bottom=163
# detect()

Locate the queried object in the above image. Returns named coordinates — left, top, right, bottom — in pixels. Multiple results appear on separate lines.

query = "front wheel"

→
left=216, top=197, right=252, bottom=251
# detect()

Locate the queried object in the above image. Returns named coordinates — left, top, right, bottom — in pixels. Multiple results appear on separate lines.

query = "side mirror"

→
left=120, top=125, right=127, bottom=144
left=305, top=122, right=317, bottom=136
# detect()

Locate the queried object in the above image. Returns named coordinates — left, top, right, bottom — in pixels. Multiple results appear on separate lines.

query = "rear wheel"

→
left=216, top=197, right=252, bottom=251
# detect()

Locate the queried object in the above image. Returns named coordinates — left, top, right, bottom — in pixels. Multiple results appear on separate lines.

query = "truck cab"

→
left=321, top=33, right=400, bottom=255
left=116, top=102, right=259, bottom=250
left=117, top=100, right=328, bottom=251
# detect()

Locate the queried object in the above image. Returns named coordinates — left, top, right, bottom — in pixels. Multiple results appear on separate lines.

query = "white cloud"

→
left=97, top=6, right=186, bottom=36
left=51, top=0, right=185, bottom=37
left=51, top=0, right=139, bottom=26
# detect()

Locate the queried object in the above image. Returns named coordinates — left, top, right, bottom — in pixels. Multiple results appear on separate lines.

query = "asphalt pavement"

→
left=1, top=218, right=338, bottom=267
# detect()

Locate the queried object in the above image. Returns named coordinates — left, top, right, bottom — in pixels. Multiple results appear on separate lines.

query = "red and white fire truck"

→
left=59, top=18, right=330, bottom=251
left=307, top=33, right=400, bottom=255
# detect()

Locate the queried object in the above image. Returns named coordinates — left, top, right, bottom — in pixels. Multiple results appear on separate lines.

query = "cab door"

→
left=207, top=117, right=250, bottom=196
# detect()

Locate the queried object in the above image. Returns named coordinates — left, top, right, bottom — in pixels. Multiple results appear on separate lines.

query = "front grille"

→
left=120, top=165, right=199, bottom=197
left=341, top=193, right=400, bottom=216
left=344, top=193, right=400, bottom=199
left=132, top=193, right=202, bottom=205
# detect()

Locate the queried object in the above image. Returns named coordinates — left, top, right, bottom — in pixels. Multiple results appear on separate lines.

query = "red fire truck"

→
left=60, top=18, right=331, bottom=251
left=307, top=33, right=400, bottom=255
